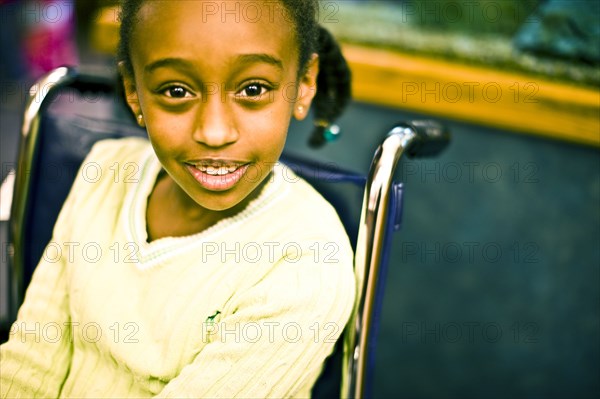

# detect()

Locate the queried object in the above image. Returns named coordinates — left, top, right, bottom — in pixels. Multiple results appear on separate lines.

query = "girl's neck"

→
left=145, top=170, right=266, bottom=242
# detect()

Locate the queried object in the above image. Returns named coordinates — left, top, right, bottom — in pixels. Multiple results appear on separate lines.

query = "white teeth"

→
left=197, top=165, right=239, bottom=176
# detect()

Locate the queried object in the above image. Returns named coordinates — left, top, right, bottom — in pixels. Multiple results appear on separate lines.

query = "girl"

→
left=0, top=0, right=355, bottom=397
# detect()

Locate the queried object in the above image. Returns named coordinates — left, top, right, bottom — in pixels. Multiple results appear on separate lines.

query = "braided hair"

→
left=310, top=26, right=351, bottom=147
left=117, top=0, right=351, bottom=148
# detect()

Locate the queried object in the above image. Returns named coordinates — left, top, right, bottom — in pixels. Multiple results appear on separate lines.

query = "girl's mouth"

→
left=185, top=162, right=250, bottom=191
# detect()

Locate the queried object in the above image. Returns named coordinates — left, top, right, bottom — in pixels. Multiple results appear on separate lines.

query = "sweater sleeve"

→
left=0, top=241, right=73, bottom=399
left=0, top=141, right=113, bottom=398
left=155, top=246, right=356, bottom=399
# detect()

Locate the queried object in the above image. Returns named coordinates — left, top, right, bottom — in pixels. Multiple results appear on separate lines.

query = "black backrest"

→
left=24, top=75, right=147, bottom=283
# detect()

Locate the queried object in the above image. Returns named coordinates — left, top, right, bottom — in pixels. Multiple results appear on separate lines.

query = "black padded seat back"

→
left=24, top=76, right=147, bottom=284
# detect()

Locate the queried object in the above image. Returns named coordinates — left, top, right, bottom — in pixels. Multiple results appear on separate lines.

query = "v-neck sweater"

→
left=1, top=137, right=355, bottom=398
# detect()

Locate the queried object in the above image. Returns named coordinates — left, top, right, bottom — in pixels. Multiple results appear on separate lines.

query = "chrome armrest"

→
left=342, top=121, right=450, bottom=398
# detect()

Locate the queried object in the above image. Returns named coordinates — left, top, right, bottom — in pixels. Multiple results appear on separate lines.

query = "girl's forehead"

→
left=139, top=0, right=292, bottom=21
left=132, top=1, right=299, bottom=69
left=134, top=1, right=297, bottom=45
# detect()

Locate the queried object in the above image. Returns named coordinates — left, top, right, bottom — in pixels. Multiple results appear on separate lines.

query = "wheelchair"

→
left=5, top=66, right=449, bottom=398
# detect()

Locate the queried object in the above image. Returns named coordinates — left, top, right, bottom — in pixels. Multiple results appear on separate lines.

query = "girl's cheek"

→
left=152, top=110, right=194, bottom=136
left=245, top=102, right=288, bottom=126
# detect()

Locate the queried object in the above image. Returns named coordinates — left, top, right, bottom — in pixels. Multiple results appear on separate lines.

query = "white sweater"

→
left=0, top=138, right=356, bottom=398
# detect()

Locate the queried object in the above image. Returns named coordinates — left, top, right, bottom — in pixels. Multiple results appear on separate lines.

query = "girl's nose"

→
left=192, top=97, right=239, bottom=148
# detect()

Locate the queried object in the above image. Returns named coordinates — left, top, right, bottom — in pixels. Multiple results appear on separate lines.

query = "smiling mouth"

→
left=185, top=162, right=250, bottom=191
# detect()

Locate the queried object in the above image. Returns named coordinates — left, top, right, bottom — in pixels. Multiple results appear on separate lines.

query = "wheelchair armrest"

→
left=343, top=122, right=451, bottom=398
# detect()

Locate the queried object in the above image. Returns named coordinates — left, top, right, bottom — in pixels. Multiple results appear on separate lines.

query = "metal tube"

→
left=9, top=67, right=74, bottom=317
left=342, top=126, right=419, bottom=398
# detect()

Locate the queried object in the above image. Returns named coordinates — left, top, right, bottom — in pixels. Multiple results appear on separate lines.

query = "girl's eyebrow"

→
left=145, top=58, right=195, bottom=74
left=144, top=54, right=284, bottom=75
left=234, top=54, right=283, bottom=70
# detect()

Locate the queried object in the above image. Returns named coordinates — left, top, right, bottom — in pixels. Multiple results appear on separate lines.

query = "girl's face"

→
left=122, top=1, right=318, bottom=212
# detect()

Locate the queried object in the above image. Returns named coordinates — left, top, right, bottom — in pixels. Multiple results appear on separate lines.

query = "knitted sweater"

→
left=0, top=138, right=356, bottom=398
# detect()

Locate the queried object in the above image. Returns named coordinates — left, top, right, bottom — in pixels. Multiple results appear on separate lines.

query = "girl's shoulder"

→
left=66, top=137, right=153, bottom=208
left=268, top=162, right=353, bottom=247
left=85, top=137, right=151, bottom=165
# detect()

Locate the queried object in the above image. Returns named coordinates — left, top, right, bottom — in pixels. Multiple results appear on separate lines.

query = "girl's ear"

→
left=118, top=62, right=144, bottom=126
left=293, top=53, right=319, bottom=121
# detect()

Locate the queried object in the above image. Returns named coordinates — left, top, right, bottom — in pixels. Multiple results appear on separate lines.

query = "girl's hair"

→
left=117, top=0, right=351, bottom=147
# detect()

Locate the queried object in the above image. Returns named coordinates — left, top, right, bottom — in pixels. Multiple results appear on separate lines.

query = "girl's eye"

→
left=162, top=86, right=192, bottom=99
left=238, top=83, right=268, bottom=99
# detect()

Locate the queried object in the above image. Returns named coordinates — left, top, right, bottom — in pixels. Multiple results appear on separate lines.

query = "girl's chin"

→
left=184, top=182, right=257, bottom=213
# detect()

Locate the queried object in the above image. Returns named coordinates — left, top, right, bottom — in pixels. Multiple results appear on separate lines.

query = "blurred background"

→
left=0, top=1, right=598, bottom=398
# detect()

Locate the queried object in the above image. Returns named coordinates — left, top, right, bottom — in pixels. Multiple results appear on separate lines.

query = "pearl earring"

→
left=297, top=105, right=304, bottom=114
left=137, top=114, right=144, bottom=125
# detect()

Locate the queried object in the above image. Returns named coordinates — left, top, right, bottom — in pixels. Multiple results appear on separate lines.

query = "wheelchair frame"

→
left=8, top=66, right=449, bottom=398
